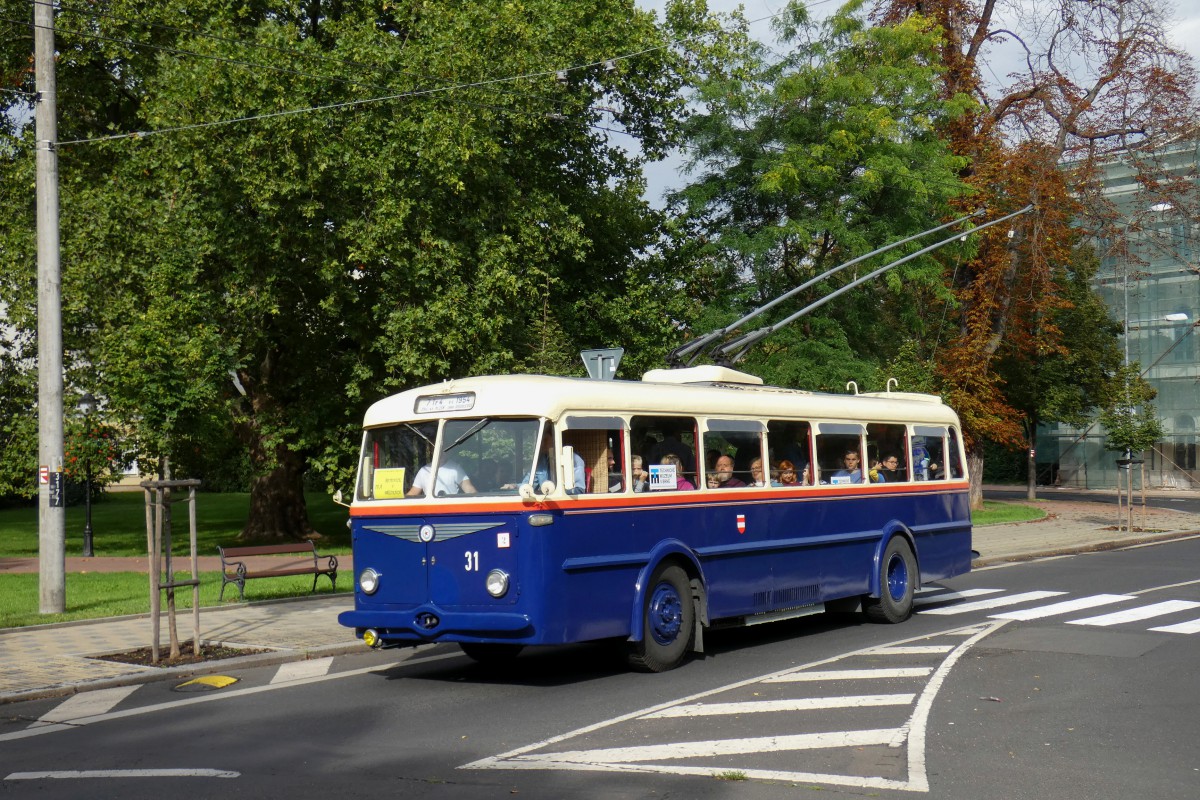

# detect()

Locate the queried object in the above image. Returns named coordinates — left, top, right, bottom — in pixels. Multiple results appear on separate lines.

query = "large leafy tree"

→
left=665, top=1, right=971, bottom=390
left=0, top=0, right=711, bottom=536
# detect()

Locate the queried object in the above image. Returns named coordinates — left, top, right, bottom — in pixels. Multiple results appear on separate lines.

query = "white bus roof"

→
left=362, top=372, right=961, bottom=429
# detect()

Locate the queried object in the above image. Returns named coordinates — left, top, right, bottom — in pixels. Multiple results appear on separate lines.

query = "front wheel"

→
left=863, top=537, right=917, bottom=624
left=628, top=564, right=695, bottom=673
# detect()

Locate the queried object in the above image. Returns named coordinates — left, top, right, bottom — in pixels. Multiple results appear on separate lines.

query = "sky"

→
left=634, top=0, right=1200, bottom=205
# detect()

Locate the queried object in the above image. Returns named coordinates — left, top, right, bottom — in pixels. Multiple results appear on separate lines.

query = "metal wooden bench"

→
left=217, top=542, right=338, bottom=601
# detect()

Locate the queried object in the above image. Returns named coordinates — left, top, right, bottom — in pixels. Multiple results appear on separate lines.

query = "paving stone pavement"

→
left=2, top=491, right=1198, bottom=705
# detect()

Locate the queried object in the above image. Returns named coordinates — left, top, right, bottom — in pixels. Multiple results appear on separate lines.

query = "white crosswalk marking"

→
left=270, top=657, right=334, bottom=684
left=990, top=594, right=1135, bottom=621
left=914, top=588, right=1002, bottom=607
left=645, top=694, right=916, bottom=718
left=1066, top=600, right=1200, bottom=627
left=920, top=590, right=1066, bottom=615
left=27, top=685, right=140, bottom=729
left=1149, top=618, right=1200, bottom=634
left=765, top=667, right=933, bottom=682
left=863, top=645, right=954, bottom=655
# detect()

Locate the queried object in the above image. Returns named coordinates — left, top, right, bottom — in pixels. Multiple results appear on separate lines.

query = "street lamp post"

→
left=78, top=392, right=96, bottom=558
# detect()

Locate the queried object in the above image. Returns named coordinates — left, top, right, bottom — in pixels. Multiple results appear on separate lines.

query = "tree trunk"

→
left=1025, top=418, right=1038, bottom=502
left=967, top=447, right=985, bottom=511
left=239, top=447, right=315, bottom=541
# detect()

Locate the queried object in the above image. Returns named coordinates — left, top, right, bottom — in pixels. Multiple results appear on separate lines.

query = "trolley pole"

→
left=35, top=0, right=66, bottom=613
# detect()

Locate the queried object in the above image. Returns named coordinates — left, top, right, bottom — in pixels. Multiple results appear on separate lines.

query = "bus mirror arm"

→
left=332, top=490, right=349, bottom=508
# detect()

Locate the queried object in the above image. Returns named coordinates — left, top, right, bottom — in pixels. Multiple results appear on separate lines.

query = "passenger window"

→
left=702, top=420, right=765, bottom=489
left=632, top=416, right=699, bottom=491
left=948, top=428, right=966, bottom=480
left=816, top=425, right=865, bottom=485
left=563, top=416, right=626, bottom=494
left=867, top=423, right=909, bottom=483
left=766, top=420, right=813, bottom=486
left=912, top=427, right=947, bottom=481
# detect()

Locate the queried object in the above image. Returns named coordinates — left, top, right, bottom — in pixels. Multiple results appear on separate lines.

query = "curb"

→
left=972, top=529, right=1200, bottom=568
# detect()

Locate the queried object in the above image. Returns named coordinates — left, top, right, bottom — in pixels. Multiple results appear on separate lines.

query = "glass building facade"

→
left=1039, top=140, right=1200, bottom=489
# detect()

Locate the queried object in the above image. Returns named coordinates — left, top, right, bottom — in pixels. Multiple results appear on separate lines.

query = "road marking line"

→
left=26, top=685, right=139, bottom=729
left=270, top=657, right=333, bottom=684
left=765, top=667, right=933, bottom=682
left=1131, top=577, right=1200, bottom=595
left=920, top=590, right=1066, bottom=615
left=862, top=645, right=955, bottom=655
left=514, top=728, right=903, bottom=764
left=5, top=769, right=238, bottom=780
left=1149, top=618, right=1200, bottom=634
left=1067, top=600, right=1200, bottom=627
left=990, top=594, right=1134, bottom=621
left=644, top=694, right=916, bottom=718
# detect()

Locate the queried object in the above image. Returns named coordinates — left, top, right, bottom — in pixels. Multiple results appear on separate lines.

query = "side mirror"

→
left=561, top=446, right=576, bottom=492
left=332, top=489, right=349, bottom=508
left=519, top=483, right=536, bottom=501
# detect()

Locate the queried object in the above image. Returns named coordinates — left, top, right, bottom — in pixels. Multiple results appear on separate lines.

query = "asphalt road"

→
left=3, top=537, right=1199, bottom=799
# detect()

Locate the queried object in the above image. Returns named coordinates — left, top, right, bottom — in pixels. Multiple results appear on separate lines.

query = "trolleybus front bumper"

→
left=338, top=606, right=533, bottom=643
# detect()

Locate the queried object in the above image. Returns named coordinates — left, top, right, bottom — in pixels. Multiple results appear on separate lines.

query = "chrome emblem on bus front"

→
left=419, top=524, right=435, bottom=542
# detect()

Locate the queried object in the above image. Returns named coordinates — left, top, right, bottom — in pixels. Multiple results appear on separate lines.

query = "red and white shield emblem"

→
left=736, top=514, right=746, bottom=534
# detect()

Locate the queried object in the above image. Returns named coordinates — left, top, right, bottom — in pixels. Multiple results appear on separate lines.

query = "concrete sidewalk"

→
left=3, top=494, right=1199, bottom=705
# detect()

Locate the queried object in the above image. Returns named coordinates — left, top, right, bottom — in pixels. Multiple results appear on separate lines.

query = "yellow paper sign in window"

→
left=373, top=467, right=407, bottom=499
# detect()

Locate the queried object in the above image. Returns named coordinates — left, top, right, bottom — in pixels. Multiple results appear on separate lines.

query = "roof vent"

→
left=641, top=366, right=764, bottom=386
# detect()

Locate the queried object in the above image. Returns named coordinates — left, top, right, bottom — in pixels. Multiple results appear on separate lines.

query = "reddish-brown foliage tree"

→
left=874, top=0, right=1198, bottom=507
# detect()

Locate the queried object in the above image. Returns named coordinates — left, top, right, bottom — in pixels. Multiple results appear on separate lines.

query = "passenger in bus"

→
left=831, top=449, right=863, bottom=483
left=749, top=458, right=767, bottom=487
left=630, top=455, right=649, bottom=492
left=532, top=448, right=586, bottom=495
left=871, top=453, right=904, bottom=483
left=776, top=460, right=800, bottom=486
left=706, top=454, right=745, bottom=488
left=660, top=453, right=694, bottom=490
left=407, top=460, right=477, bottom=496
left=647, top=422, right=696, bottom=473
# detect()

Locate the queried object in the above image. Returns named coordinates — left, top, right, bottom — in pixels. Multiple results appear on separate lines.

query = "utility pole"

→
left=35, top=0, right=65, bottom=613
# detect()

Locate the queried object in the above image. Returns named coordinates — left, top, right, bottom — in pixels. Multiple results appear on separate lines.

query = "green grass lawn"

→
left=972, top=500, right=1047, bottom=525
left=0, top=490, right=351, bottom=558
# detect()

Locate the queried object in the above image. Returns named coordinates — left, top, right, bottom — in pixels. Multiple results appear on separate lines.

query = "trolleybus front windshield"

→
left=357, top=417, right=542, bottom=500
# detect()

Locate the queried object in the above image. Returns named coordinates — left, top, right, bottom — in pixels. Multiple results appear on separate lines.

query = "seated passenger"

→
left=776, top=460, right=799, bottom=486
left=831, top=449, right=863, bottom=484
left=630, top=455, right=649, bottom=492
left=871, top=453, right=904, bottom=483
left=749, top=457, right=767, bottom=487
left=408, top=460, right=477, bottom=496
left=660, top=453, right=694, bottom=491
left=706, top=454, right=745, bottom=488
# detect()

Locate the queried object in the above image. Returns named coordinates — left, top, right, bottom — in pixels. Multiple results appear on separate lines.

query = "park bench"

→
left=217, top=541, right=338, bottom=601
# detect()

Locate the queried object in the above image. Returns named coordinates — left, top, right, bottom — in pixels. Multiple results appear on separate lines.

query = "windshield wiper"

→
left=445, top=418, right=491, bottom=452
left=403, top=423, right=435, bottom=449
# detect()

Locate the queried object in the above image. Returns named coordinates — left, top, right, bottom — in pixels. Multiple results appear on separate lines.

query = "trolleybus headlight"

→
left=485, top=569, right=510, bottom=598
left=359, top=568, right=381, bottom=595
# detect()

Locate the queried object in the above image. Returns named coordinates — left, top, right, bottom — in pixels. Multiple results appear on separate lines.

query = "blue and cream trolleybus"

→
left=338, top=365, right=972, bottom=671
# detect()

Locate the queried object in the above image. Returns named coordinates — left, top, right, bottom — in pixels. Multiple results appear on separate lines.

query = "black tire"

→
left=863, top=537, right=917, bottom=624
left=459, top=642, right=524, bottom=663
left=627, top=564, right=695, bottom=672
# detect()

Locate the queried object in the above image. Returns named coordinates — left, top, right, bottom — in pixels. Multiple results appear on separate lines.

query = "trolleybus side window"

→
left=816, top=423, right=865, bottom=485
left=563, top=416, right=627, bottom=494
left=867, top=423, right=909, bottom=483
left=439, top=417, right=541, bottom=496
left=358, top=421, right=437, bottom=501
left=702, top=419, right=765, bottom=489
left=631, top=415, right=698, bottom=491
left=766, top=420, right=813, bottom=486
left=912, top=426, right=947, bottom=481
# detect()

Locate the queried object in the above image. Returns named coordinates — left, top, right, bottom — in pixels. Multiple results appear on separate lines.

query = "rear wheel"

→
left=863, top=537, right=917, bottom=623
left=628, top=564, right=694, bottom=672
left=459, top=643, right=524, bottom=663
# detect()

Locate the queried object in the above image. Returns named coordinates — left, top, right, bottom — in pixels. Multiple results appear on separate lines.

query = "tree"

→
left=994, top=244, right=1124, bottom=499
left=666, top=1, right=972, bottom=388
left=0, top=0, right=713, bottom=535
left=873, top=0, right=1199, bottom=508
